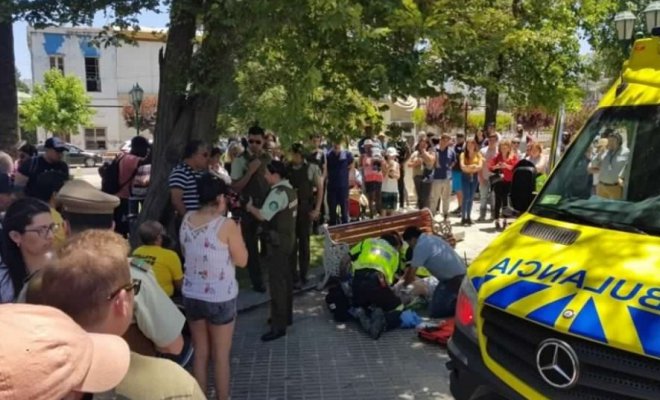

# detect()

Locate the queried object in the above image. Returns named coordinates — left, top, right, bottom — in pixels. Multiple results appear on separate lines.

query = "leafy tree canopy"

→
left=20, top=69, right=94, bottom=136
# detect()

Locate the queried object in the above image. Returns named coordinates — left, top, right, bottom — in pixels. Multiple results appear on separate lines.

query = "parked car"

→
left=37, top=143, right=104, bottom=167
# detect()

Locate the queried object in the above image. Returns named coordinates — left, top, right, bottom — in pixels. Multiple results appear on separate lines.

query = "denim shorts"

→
left=183, top=297, right=237, bottom=325
left=452, top=170, right=462, bottom=192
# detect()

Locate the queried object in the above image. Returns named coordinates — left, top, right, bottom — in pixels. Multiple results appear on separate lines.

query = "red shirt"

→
left=488, top=153, right=518, bottom=182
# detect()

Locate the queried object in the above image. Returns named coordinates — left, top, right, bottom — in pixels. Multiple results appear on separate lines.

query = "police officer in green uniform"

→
left=231, top=126, right=272, bottom=292
left=246, top=160, right=298, bottom=341
left=350, top=233, right=404, bottom=339
left=288, top=143, right=324, bottom=288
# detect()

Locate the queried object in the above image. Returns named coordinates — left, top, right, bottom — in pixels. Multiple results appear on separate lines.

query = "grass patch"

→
left=236, top=235, right=324, bottom=289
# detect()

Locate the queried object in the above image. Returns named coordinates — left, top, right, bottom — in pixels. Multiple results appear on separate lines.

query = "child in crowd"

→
left=132, top=220, right=184, bottom=298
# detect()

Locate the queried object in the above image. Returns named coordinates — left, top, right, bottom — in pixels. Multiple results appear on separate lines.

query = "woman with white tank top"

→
left=179, top=173, right=247, bottom=400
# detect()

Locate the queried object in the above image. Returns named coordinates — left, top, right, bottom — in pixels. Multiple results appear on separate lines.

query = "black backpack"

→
left=510, top=159, right=537, bottom=212
left=99, top=154, right=135, bottom=195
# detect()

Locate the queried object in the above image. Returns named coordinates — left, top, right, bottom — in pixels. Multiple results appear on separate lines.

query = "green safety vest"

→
left=351, top=238, right=399, bottom=285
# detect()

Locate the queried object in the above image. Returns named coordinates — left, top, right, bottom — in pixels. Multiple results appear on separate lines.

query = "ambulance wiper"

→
left=544, top=205, right=649, bottom=235
left=533, top=204, right=601, bottom=226
left=597, top=220, right=649, bottom=235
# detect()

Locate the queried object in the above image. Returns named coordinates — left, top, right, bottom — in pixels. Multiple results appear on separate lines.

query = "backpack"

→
left=99, top=154, right=135, bottom=195
left=510, top=159, right=537, bottom=212
left=417, top=319, right=455, bottom=345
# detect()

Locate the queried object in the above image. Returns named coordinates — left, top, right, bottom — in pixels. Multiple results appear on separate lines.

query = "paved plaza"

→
left=227, top=206, right=499, bottom=400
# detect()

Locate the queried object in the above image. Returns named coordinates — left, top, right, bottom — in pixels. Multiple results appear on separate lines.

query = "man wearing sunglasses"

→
left=231, top=125, right=272, bottom=293
left=52, top=179, right=190, bottom=366
left=26, top=230, right=205, bottom=399
left=15, top=137, right=70, bottom=197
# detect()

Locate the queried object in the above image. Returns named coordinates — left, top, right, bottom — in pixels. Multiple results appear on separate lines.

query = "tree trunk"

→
left=137, top=0, right=198, bottom=235
left=484, top=54, right=505, bottom=131
left=484, top=88, right=499, bottom=130
left=0, top=20, right=19, bottom=151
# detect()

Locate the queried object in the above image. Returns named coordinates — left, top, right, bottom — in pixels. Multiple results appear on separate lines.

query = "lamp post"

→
left=129, top=83, right=144, bottom=136
left=615, top=1, right=660, bottom=44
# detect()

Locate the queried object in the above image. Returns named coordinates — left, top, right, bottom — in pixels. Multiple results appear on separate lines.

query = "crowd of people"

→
left=0, top=120, right=557, bottom=398
left=408, top=123, right=550, bottom=230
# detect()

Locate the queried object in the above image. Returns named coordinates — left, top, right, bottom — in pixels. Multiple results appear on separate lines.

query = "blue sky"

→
left=13, top=10, right=593, bottom=79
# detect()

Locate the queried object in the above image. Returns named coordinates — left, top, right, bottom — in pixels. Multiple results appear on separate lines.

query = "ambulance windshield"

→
left=530, top=105, right=660, bottom=235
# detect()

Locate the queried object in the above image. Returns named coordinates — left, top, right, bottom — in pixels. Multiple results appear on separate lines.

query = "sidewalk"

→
left=227, top=199, right=500, bottom=399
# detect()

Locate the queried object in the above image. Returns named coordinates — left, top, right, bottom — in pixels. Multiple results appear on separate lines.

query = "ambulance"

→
left=447, top=35, right=660, bottom=399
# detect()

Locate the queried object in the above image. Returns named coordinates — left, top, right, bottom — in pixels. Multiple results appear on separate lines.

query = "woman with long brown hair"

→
left=488, top=139, right=519, bottom=230
left=408, top=136, right=436, bottom=209
left=459, top=138, right=483, bottom=225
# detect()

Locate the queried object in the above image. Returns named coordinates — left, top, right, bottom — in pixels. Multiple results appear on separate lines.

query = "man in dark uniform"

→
left=231, top=125, right=272, bottom=292
left=288, top=143, right=324, bottom=288
left=246, top=160, right=298, bottom=341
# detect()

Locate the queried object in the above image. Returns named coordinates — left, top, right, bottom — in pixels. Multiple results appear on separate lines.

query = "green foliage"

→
left=467, top=112, right=512, bottom=132
left=578, top=1, right=659, bottom=80
left=20, top=69, right=94, bottom=136
left=427, top=0, right=585, bottom=113
left=411, top=108, right=426, bottom=127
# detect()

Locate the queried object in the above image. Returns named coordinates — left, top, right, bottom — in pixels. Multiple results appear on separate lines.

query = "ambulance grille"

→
left=482, top=305, right=660, bottom=400
left=520, top=220, right=580, bottom=245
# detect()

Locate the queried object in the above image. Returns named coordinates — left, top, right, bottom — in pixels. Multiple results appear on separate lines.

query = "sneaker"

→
left=450, top=207, right=461, bottom=216
left=467, top=218, right=473, bottom=226
left=495, top=221, right=502, bottom=231
left=368, top=308, right=387, bottom=340
left=476, top=216, right=486, bottom=223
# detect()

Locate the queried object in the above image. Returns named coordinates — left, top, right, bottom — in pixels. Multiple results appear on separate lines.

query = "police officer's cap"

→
left=267, top=160, right=288, bottom=179
left=57, top=179, right=120, bottom=215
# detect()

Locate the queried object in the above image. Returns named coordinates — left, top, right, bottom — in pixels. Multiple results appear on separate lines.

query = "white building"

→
left=28, top=26, right=165, bottom=150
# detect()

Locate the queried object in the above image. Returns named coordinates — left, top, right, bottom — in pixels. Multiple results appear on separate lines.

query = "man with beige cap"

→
left=0, top=303, right=130, bottom=399
left=27, top=229, right=205, bottom=399
left=54, top=179, right=189, bottom=363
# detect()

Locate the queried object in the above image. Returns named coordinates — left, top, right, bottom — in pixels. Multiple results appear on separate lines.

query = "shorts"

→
left=452, top=170, right=462, bottom=192
left=183, top=297, right=237, bottom=325
left=365, top=181, right=382, bottom=194
left=381, top=192, right=399, bottom=210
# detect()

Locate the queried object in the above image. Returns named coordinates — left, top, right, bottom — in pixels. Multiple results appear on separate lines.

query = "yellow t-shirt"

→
left=132, top=245, right=183, bottom=297
left=50, top=208, right=66, bottom=249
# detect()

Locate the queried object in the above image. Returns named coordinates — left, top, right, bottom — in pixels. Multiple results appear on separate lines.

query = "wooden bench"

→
left=318, top=208, right=449, bottom=289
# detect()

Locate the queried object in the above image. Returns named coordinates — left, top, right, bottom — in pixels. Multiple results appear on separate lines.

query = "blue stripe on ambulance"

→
left=568, top=298, right=607, bottom=343
left=485, top=281, right=550, bottom=309
left=472, top=274, right=496, bottom=292
left=628, top=306, right=660, bottom=358
left=526, top=294, right=576, bottom=327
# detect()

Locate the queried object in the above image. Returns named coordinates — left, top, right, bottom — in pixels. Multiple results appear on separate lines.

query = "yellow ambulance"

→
left=447, top=36, right=660, bottom=400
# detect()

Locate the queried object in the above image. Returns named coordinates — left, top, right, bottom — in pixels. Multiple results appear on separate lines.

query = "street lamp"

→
left=614, top=11, right=636, bottom=41
left=129, top=83, right=144, bottom=136
left=644, top=1, right=660, bottom=34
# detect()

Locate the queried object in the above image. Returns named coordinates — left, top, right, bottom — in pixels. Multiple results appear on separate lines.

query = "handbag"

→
left=489, top=170, right=503, bottom=187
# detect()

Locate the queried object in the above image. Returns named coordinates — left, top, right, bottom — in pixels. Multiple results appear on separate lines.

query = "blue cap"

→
left=44, top=137, right=68, bottom=151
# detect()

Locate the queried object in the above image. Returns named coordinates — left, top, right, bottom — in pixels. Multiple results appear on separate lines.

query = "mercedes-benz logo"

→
left=536, top=339, right=580, bottom=389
